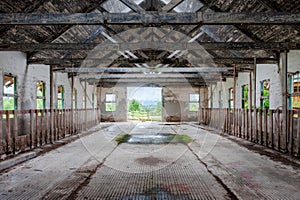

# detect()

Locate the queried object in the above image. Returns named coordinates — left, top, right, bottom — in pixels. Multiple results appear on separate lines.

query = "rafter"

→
left=28, top=57, right=278, bottom=65
left=65, top=67, right=230, bottom=73
left=0, top=12, right=299, bottom=25
left=4, top=42, right=299, bottom=51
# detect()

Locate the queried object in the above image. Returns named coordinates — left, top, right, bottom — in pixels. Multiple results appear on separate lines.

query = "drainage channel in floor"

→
left=116, top=133, right=193, bottom=144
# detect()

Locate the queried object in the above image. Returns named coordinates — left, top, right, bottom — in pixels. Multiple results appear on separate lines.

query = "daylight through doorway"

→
left=127, top=87, right=162, bottom=122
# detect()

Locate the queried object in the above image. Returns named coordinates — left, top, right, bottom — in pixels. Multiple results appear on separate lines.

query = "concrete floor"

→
left=0, top=122, right=300, bottom=200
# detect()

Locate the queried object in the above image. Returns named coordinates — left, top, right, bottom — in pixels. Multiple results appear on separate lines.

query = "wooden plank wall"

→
left=0, top=108, right=100, bottom=157
left=199, top=108, right=300, bottom=157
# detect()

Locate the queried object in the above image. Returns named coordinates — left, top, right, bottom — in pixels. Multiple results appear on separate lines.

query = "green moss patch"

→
left=115, top=133, right=194, bottom=144
left=173, top=134, right=194, bottom=143
left=115, top=134, right=131, bottom=144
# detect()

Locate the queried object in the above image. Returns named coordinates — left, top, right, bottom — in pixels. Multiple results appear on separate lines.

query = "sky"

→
left=127, top=87, right=162, bottom=102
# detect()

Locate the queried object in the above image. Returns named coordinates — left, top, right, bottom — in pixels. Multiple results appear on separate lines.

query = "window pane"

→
left=58, top=100, right=63, bottom=109
left=230, top=100, right=234, bottom=109
left=3, top=96, right=15, bottom=110
left=3, top=76, right=15, bottom=95
left=106, top=103, right=116, bottom=111
left=189, top=94, right=199, bottom=102
left=37, top=81, right=45, bottom=97
left=36, top=99, right=45, bottom=109
left=58, top=86, right=63, bottom=99
left=189, top=102, right=199, bottom=112
left=292, top=96, right=300, bottom=109
left=106, top=94, right=116, bottom=102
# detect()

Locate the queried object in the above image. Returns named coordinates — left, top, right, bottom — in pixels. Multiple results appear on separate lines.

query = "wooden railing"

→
left=0, top=108, right=100, bottom=157
left=199, top=108, right=300, bottom=157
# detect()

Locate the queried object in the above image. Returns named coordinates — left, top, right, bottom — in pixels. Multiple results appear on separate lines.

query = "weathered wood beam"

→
left=78, top=73, right=221, bottom=79
left=4, top=42, right=300, bottom=51
left=86, top=78, right=220, bottom=83
left=29, top=57, right=278, bottom=65
left=0, top=12, right=299, bottom=25
left=94, top=81, right=210, bottom=87
left=66, top=67, right=229, bottom=73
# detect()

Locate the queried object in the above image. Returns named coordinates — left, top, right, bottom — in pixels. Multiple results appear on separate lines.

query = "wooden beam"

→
left=66, top=67, right=229, bottom=73
left=87, top=78, right=220, bottom=83
left=3, top=42, right=300, bottom=51
left=0, top=12, right=299, bottom=25
left=281, top=50, right=288, bottom=152
left=29, top=57, right=278, bottom=65
left=95, top=81, right=209, bottom=87
left=78, top=73, right=221, bottom=79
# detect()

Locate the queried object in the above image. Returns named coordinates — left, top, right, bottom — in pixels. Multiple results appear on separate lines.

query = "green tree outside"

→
left=128, top=99, right=141, bottom=112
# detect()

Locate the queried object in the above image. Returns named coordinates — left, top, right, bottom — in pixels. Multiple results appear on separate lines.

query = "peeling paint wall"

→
left=99, top=86, right=127, bottom=122
left=0, top=52, right=97, bottom=110
left=162, top=86, right=207, bottom=122
left=53, top=73, right=97, bottom=109
left=0, top=52, right=50, bottom=110
left=209, top=50, right=300, bottom=109
left=209, top=78, right=233, bottom=108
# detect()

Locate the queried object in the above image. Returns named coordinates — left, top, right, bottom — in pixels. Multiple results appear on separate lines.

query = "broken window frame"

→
left=57, top=85, right=64, bottom=109
left=36, top=81, right=46, bottom=110
left=260, top=79, right=270, bottom=110
left=289, top=72, right=300, bottom=110
left=241, top=84, right=249, bottom=109
left=3, top=74, right=17, bottom=111
left=105, top=93, right=116, bottom=112
left=189, top=93, right=199, bottom=112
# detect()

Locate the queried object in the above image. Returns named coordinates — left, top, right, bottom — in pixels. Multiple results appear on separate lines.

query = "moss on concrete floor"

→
left=115, top=134, right=194, bottom=144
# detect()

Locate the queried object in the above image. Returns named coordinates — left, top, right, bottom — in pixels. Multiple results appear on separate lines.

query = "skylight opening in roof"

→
left=102, top=0, right=145, bottom=13
left=160, top=0, right=172, bottom=4
left=174, top=0, right=203, bottom=13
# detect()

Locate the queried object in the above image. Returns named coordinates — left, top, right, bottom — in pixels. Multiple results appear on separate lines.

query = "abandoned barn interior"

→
left=0, top=0, right=300, bottom=199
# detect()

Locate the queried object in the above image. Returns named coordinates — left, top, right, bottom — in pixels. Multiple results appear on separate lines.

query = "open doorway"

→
left=127, top=87, right=162, bottom=121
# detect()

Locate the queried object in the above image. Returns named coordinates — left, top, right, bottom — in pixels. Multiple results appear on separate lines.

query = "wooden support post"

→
left=277, top=110, right=281, bottom=151
left=289, top=110, right=294, bottom=155
left=35, top=110, right=38, bottom=147
left=246, top=109, right=249, bottom=139
left=13, top=110, right=18, bottom=154
left=249, top=72, right=253, bottom=141
left=5, top=111, right=10, bottom=153
left=253, top=58, right=257, bottom=142
left=85, top=79, right=87, bottom=130
left=71, top=76, right=74, bottom=134
left=40, top=110, right=43, bottom=146
left=54, top=109, right=57, bottom=141
left=259, top=109, right=263, bottom=145
left=269, top=110, right=274, bottom=149
left=29, top=110, right=33, bottom=149
left=49, top=65, right=53, bottom=143
left=282, top=50, right=288, bottom=152
left=45, top=109, right=48, bottom=144
left=233, top=65, right=237, bottom=136
left=0, top=112, right=2, bottom=154
left=264, top=108, right=268, bottom=147
left=297, top=111, right=300, bottom=155
left=63, top=109, right=66, bottom=137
